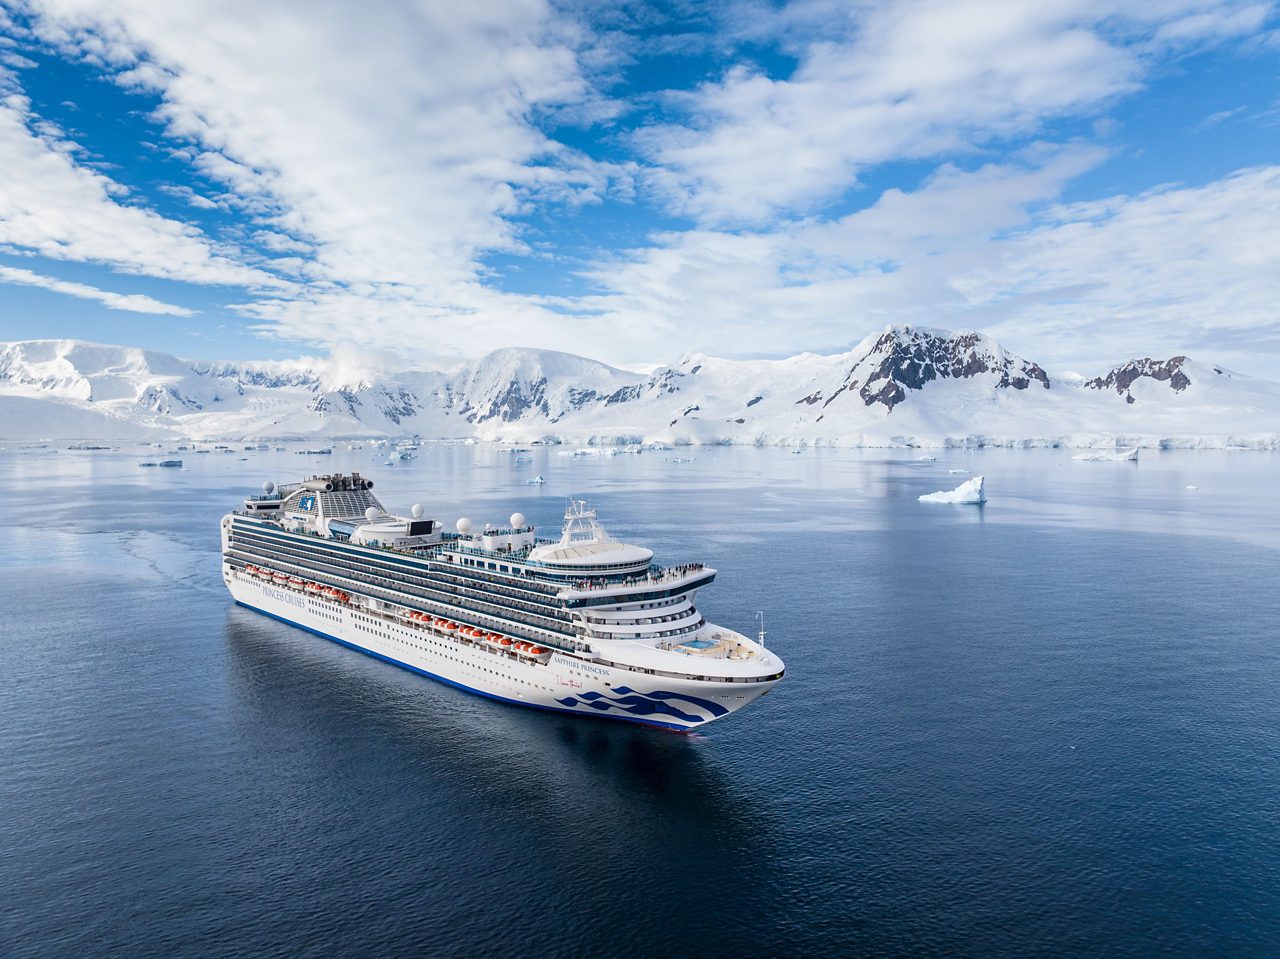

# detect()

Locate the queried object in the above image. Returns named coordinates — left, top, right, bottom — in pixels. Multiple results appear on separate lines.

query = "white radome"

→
left=365, top=506, right=378, bottom=522
left=263, top=481, right=275, bottom=494
left=456, top=517, right=472, bottom=534
left=510, top=512, right=525, bottom=529
left=411, top=503, right=424, bottom=519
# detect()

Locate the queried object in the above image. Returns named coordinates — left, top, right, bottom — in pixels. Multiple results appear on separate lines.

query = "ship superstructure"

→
left=221, top=472, right=784, bottom=730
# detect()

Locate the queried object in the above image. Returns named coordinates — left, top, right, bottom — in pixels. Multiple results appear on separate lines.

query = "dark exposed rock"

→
left=465, top=375, right=553, bottom=423
left=826, top=329, right=1051, bottom=413
left=604, top=368, right=682, bottom=406
left=138, top=384, right=204, bottom=414
left=747, top=395, right=763, bottom=407
left=1085, top=356, right=1191, bottom=404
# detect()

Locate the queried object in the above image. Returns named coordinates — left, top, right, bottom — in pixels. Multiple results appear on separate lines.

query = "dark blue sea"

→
left=3, top=444, right=1278, bottom=958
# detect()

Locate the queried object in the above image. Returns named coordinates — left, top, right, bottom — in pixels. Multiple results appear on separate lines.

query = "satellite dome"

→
left=263, top=481, right=275, bottom=494
left=411, top=503, right=424, bottom=519
left=456, top=517, right=473, bottom=534
left=365, top=507, right=378, bottom=523
left=510, top=512, right=526, bottom=529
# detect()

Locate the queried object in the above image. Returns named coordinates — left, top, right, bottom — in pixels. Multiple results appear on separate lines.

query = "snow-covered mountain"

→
left=1, top=328, right=1277, bottom=448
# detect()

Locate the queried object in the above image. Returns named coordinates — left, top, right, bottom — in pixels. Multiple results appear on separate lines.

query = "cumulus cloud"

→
left=11, top=0, right=630, bottom=356
left=572, top=155, right=1280, bottom=374
left=637, top=0, right=1270, bottom=224
left=966, top=165, right=1280, bottom=370
left=0, top=264, right=195, bottom=314
left=0, top=91, right=279, bottom=288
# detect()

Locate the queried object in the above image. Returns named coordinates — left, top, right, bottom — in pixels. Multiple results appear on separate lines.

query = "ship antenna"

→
left=756, top=610, right=766, bottom=648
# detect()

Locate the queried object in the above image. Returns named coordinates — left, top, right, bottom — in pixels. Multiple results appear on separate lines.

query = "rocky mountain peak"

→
left=1085, top=357, right=1191, bottom=404
left=822, top=326, right=1051, bottom=412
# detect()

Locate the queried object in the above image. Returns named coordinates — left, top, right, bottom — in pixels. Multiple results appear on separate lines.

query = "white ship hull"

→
left=223, top=564, right=776, bottom=731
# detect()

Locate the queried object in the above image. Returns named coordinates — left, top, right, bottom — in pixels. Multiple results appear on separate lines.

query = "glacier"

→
left=1, top=326, right=1279, bottom=448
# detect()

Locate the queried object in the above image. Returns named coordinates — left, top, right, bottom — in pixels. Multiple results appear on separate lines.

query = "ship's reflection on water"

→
left=221, top=609, right=781, bottom=956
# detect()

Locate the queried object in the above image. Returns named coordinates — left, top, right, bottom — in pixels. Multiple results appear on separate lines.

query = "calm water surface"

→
left=2, top=445, right=1278, bottom=957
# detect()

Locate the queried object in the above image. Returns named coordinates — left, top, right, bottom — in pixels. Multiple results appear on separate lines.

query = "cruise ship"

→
left=220, top=472, right=785, bottom=730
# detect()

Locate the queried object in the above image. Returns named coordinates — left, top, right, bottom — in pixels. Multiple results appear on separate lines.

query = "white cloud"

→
left=965, top=165, right=1280, bottom=371
left=637, top=0, right=1270, bottom=224
left=572, top=146, right=1108, bottom=355
left=16, top=0, right=628, bottom=356
left=0, top=264, right=195, bottom=315
left=0, top=91, right=280, bottom=288
left=569, top=155, right=1280, bottom=376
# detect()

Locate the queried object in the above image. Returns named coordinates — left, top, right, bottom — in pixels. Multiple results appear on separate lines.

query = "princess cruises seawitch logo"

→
left=554, top=688, right=729, bottom=724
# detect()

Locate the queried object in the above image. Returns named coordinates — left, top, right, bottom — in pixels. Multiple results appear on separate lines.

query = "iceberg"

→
left=920, top=475, right=986, bottom=505
left=526, top=474, right=546, bottom=485
left=1072, top=446, right=1139, bottom=462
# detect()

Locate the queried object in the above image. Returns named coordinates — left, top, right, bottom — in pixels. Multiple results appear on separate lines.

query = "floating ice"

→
left=920, top=475, right=986, bottom=504
left=1072, top=447, right=1139, bottom=462
left=948, top=468, right=968, bottom=474
left=526, top=474, right=546, bottom=485
left=1185, top=484, right=1199, bottom=490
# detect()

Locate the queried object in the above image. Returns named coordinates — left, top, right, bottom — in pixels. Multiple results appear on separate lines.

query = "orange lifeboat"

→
left=444, top=622, right=459, bottom=631
left=497, top=638, right=514, bottom=648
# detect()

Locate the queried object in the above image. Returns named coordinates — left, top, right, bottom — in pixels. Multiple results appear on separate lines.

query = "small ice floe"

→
left=917, top=455, right=936, bottom=462
left=1073, top=446, right=1139, bottom=462
left=1185, top=485, right=1199, bottom=490
left=948, top=468, right=968, bottom=474
left=526, top=474, right=546, bottom=485
left=919, top=475, right=986, bottom=505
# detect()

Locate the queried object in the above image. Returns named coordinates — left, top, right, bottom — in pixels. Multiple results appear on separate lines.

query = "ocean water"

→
left=2, top=444, right=1279, bottom=958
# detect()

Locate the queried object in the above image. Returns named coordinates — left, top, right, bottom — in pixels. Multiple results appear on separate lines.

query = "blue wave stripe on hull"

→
left=555, top=693, right=707, bottom=724
left=233, top=600, right=692, bottom=732
left=611, top=686, right=730, bottom=718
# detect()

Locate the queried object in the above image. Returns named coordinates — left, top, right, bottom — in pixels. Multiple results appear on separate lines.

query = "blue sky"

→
left=0, top=0, right=1278, bottom=375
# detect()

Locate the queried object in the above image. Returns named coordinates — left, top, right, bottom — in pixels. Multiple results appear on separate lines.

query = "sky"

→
left=0, top=0, right=1278, bottom=376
